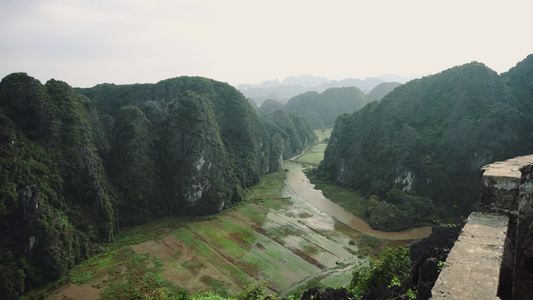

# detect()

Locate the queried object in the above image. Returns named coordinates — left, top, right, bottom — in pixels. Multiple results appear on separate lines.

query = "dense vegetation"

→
left=256, top=99, right=285, bottom=115
left=261, top=110, right=316, bottom=160
left=318, top=60, right=533, bottom=219
left=365, top=82, right=402, bottom=102
left=285, top=87, right=367, bottom=129
left=0, top=74, right=116, bottom=298
left=0, top=74, right=316, bottom=298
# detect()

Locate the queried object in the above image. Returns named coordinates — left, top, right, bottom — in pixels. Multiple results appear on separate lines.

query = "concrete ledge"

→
left=431, top=212, right=508, bottom=299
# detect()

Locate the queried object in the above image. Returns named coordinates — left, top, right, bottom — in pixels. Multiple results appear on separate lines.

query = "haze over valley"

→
left=2, top=1, right=533, bottom=299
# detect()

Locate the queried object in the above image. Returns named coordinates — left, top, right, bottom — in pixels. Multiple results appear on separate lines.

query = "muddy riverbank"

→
left=283, top=160, right=432, bottom=240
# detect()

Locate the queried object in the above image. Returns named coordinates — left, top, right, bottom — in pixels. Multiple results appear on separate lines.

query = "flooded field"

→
left=43, top=134, right=431, bottom=299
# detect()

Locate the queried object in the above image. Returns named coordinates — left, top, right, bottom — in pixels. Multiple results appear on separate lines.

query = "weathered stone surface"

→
left=478, top=154, right=533, bottom=299
left=431, top=212, right=508, bottom=299
left=480, top=155, right=533, bottom=213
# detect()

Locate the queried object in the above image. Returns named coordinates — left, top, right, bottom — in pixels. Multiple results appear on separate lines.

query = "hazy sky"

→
left=1, top=0, right=532, bottom=88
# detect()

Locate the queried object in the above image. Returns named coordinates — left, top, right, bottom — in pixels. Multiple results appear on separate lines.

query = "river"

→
left=282, top=160, right=432, bottom=240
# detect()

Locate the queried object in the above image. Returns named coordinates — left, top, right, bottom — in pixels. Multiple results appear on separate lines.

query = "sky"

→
left=1, top=0, right=533, bottom=88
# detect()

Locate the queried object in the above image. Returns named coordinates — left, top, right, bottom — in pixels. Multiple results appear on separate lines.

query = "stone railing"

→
left=431, top=155, right=533, bottom=300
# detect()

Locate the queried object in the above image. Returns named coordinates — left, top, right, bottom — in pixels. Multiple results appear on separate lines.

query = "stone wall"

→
left=431, top=155, right=533, bottom=300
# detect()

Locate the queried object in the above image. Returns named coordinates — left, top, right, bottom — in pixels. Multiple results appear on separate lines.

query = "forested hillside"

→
left=0, top=74, right=314, bottom=298
left=77, top=77, right=281, bottom=218
left=285, top=87, right=367, bottom=129
left=256, top=99, right=285, bottom=115
left=365, top=82, right=402, bottom=102
left=0, top=74, right=117, bottom=298
left=318, top=60, right=533, bottom=216
left=261, top=110, right=316, bottom=161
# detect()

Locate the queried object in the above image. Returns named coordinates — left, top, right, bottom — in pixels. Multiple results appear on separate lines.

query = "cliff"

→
left=0, top=74, right=292, bottom=298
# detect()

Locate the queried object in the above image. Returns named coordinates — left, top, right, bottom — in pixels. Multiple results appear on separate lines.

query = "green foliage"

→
left=78, top=76, right=283, bottom=216
left=0, top=73, right=312, bottom=298
left=367, top=190, right=435, bottom=231
left=261, top=110, right=316, bottom=160
left=318, top=61, right=533, bottom=218
left=0, top=73, right=116, bottom=298
left=366, top=82, right=402, bottom=102
left=285, top=87, right=367, bottom=129
left=349, top=247, right=411, bottom=298
left=285, top=277, right=324, bottom=300
left=501, top=53, right=533, bottom=116
left=238, top=281, right=279, bottom=300
left=256, top=99, right=285, bottom=115
left=385, top=189, right=403, bottom=205
left=70, top=271, right=94, bottom=284
left=406, top=288, right=417, bottom=299
left=359, top=234, right=381, bottom=249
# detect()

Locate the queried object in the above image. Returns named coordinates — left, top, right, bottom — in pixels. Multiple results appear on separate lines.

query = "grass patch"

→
left=71, top=271, right=94, bottom=284
left=207, top=278, right=230, bottom=298
left=296, top=143, right=327, bottom=164
left=360, top=234, right=381, bottom=248
left=314, top=128, right=333, bottom=142
left=306, top=171, right=370, bottom=221
left=245, top=170, right=286, bottom=202
left=320, top=272, right=352, bottom=288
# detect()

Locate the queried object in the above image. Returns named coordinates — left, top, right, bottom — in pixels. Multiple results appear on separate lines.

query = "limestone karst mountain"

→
left=317, top=61, right=533, bottom=217
left=0, top=74, right=315, bottom=298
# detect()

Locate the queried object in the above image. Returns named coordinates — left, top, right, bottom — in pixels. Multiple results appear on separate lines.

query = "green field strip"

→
left=240, top=234, right=322, bottom=291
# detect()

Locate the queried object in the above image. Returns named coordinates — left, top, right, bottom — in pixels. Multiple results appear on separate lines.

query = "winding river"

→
left=283, top=160, right=432, bottom=240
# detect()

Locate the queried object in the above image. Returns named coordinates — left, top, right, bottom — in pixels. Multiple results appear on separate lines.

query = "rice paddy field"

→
left=37, top=172, right=367, bottom=299
left=294, top=129, right=332, bottom=165
left=33, top=128, right=428, bottom=299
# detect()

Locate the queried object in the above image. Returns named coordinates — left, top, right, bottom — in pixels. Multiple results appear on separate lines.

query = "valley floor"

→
left=34, top=132, right=430, bottom=299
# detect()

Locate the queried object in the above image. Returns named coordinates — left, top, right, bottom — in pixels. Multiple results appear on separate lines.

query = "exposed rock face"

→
left=0, top=74, right=296, bottom=298
left=0, top=73, right=115, bottom=298
left=409, top=226, right=462, bottom=300
left=20, top=185, right=41, bottom=235
left=77, top=76, right=281, bottom=219
left=160, top=91, right=231, bottom=215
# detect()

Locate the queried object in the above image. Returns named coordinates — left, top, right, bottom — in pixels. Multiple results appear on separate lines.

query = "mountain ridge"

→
left=317, top=60, right=533, bottom=216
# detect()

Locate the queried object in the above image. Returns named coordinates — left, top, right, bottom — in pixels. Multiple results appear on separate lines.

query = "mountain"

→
left=237, top=74, right=421, bottom=105
left=0, top=74, right=117, bottom=298
left=256, top=99, right=285, bottom=115
left=318, top=60, right=533, bottom=216
left=366, top=82, right=402, bottom=102
left=281, top=74, right=330, bottom=87
left=0, top=74, right=295, bottom=298
left=261, top=110, right=316, bottom=161
left=501, top=53, right=533, bottom=116
left=247, top=98, right=258, bottom=110
left=285, top=86, right=367, bottom=129
left=77, top=77, right=280, bottom=218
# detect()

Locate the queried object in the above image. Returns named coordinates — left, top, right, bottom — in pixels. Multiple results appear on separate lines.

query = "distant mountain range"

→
left=238, top=74, right=423, bottom=105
